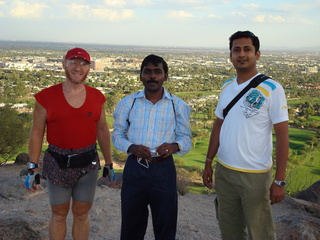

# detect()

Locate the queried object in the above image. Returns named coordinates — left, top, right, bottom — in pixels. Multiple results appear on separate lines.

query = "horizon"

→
left=1, top=39, right=319, bottom=54
left=0, top=1, right=319, bottom=51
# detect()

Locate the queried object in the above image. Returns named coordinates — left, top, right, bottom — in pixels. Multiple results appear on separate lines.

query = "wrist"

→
left=273, top=179, right=286, bottom=187
left=128, top=144, right=135, bottom=153
left=27, top=162, right=38, bottom=170
left=173, top=143, right=180, bottom=152
left=105, top=163, right=113, bottom=169
left=205, top=158, right=213, bottom=167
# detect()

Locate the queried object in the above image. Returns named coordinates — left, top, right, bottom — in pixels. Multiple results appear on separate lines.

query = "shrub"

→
left=174, top=158, right=185, bottom=167
left=0, top=105, right=30, bottom=165
left=189, top=165, right=203, bottom=174
left=176, top=167, right=191, bottom=196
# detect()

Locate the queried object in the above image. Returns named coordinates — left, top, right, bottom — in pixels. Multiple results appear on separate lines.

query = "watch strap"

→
left=27, top=162, right=38, bottom=170
left=274, top=179, right=286, bottom=187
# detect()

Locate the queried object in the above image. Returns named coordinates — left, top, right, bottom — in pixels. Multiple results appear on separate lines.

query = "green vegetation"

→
left=176, top=127, right=320, bottom=195
left=106, top=115, right=114, bottom=127
left=288, top=128, right=315, bottom=150
left=0, top=105, right=30, bottom=165
left=0, top=46, right=319, bottom=196
left=286, top=149, right=320, bottom=195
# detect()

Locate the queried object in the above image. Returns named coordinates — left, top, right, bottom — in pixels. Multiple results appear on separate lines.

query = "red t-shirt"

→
left=35, top=83, right=106, bottom=149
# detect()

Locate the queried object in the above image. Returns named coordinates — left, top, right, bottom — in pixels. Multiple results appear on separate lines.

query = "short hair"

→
left=229, top=31, right=260, bottom=52
left=140, top=54, right=168, bottom=75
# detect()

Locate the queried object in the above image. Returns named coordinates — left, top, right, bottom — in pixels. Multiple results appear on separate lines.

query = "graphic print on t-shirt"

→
left=241, top=89, right=266, bottom=119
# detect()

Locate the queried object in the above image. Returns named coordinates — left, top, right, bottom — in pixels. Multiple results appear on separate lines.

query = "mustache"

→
left=147, top=79, right=158, bottom=84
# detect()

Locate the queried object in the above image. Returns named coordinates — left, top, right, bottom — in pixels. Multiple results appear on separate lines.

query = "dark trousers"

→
left=120, top=155, right=177, bottom=240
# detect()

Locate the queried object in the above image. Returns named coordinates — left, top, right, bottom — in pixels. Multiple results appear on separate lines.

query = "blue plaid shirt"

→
left=112, top=88, right=192, bottom=156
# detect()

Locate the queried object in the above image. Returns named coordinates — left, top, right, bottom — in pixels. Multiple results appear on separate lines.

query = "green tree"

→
left=105, top=92, right=122, bottom=114
left=0, top=105, right=30, bottom=165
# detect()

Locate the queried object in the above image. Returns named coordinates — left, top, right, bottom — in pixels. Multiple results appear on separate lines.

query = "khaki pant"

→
left=215, top=162, right=276, bottom=240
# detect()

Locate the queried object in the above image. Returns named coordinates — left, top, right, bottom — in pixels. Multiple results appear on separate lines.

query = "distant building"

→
left=91, top=60, right=104, bottom=71
left=307, top=66, right=318, bottom=73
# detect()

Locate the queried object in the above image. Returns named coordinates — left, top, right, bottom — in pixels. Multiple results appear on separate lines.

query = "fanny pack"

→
left=47, top=148, right=98, bottom=168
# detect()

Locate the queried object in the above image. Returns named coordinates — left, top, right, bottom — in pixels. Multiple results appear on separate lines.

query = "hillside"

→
left=1, top=163, right=320, bottom=240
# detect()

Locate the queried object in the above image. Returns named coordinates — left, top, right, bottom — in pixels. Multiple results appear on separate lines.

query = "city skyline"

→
left=0, top=0, right=319, bottom=51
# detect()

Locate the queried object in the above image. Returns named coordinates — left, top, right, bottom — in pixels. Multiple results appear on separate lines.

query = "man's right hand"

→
left=128, top=144, right=151, bottom=159
left=202, top=166, right=213, bottom=189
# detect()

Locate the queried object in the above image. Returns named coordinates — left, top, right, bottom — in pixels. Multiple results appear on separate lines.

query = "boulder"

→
left=294, top=181, right=320, bottom=204
left=14, top=153, right=30, bottom=165
left=0, top=217, right=46, bottom=240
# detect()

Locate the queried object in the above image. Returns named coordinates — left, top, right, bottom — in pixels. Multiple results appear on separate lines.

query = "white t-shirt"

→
left=215, top=73, right=289, bottom=172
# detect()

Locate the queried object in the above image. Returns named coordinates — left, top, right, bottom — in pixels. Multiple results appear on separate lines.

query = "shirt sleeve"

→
left=112, top=97, right=134, bottom=154
left=269, top=83, right=289, bottom=124
left=34, top=87, right=50, bottom=109
left=173, top=98, right=192, bottom=156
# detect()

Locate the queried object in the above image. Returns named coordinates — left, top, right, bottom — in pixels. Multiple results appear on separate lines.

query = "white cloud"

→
left=252, top=15, right=265, bottom=23
left=251, top=14, right=316, bottom=25
left=68, top=4, right=89, bottom=20
left=207, top=13, right=220, bottom=19
left=231, top=11, right=246, bottom=18
left=269, top=15, right=288, bottom=23
left=133, top=0, right=153, bottom=6
left=9, top=0, right=48, bottom=18
left=279, top=1, right=320, bottom=12
left=166, top=10, right=194, bottom=19
left=298, top=17, right=315, bottom=25
left=103, top=0, right=126, bottom=8
left=241, top=3, right=259, bottom=9
left=170, top=0, right=200, bottom=3
left=194, top=6, right=215, bottom=11
left=68, top=4, right=134, bottom=21
left=92, top=8, right=134, bottom=21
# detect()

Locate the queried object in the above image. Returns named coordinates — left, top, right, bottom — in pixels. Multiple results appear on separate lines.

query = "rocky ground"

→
left=0, top=162, right=320, bottom=240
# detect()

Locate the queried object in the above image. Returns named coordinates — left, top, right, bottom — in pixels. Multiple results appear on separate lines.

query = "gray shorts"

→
left=47, top=166, right=99, bottom=206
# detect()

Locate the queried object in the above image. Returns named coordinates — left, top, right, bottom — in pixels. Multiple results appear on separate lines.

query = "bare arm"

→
left=96, top=104, right=112, bottom=165
left=270, top=121, right=289, bottom=204
left=27, top=100, right=46, bottom=191
left=202, top=117, right=223, bottom=189
left=28, top=101, right=47, bottom=166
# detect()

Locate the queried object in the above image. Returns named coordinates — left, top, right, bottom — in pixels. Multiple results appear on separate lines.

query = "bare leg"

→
left=49, top=201, right=70, bottom=240
left=71, top=200, right=93, bottom=240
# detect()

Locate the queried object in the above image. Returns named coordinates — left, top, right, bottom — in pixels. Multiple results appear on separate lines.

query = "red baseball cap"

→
left=65, top=48, right=91, bottom=63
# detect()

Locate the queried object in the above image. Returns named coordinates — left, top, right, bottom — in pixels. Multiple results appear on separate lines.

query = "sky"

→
left=0, top=0, right=319, bottom=50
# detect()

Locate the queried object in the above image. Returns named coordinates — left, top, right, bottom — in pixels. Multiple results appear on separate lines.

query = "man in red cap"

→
left=25, top=47, right=115, bottom=239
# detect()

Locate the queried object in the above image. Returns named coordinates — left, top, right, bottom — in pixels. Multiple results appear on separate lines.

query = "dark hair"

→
left=229, top=31, right=260, bottom=52
left=140, top=54, right=168, bottom=75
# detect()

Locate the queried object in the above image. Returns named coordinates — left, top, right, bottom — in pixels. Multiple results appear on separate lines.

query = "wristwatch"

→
left=27, top=162, right=38, bottom=170
left=274, top=179, right=286, bottom=187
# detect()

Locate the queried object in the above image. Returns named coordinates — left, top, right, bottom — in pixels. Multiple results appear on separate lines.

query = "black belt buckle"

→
left=146, top=158, right=156, bottom=164
left=146, top=157, right=163, bottom=164
left=67, top=153, right=79, bottom=167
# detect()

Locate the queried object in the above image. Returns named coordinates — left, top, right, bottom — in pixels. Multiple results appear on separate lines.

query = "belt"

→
left=132, top=155, right=167, bottom=164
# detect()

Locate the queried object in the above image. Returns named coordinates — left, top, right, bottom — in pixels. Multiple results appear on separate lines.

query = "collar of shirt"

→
left=134, top=87, right=173, bottom=101
left=125, top=88, right=176, bottom=150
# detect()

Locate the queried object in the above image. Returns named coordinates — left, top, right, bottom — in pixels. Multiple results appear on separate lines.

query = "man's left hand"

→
left=20, top=169, right=41, bottom=192
left=98, top=164, right=116, bottom=187
left=156, top=143, right=179, bottom=158
left=270, top=183, right=285, bottom=204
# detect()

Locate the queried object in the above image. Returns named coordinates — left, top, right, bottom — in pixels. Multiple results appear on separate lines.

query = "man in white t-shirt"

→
left=202, top=31, right=289, bottom=240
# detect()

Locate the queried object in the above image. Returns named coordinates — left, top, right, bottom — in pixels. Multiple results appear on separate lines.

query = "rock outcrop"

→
left=0, top=163, right=319, bottom=240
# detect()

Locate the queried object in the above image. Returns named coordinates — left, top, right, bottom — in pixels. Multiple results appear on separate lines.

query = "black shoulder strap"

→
left=126, top=98, right=137, bottom=127
left=127, top=93, right=177, bottom=127
left=170, top=93, right=176, bottom=118
left=222, top=74, right=269, bottom=118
